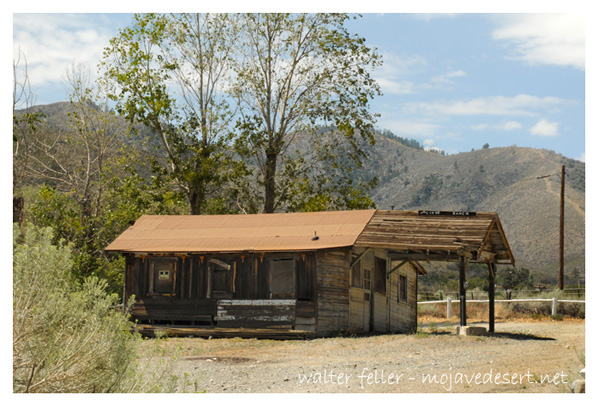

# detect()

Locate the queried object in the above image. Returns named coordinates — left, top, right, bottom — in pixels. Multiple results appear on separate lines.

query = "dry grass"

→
left=418, top=301, right=585, bottom=323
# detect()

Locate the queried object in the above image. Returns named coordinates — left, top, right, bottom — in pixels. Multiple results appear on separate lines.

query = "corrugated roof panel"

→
left=105, top=209, right=377, bottom=253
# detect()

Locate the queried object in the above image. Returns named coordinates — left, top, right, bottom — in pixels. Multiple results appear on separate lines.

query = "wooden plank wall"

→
left=315, top=250, right=351, bottom=335
left=388, top=262, right=418, bottom=333
left=349, top=287, right=366, bottom=334
left=126, top=253, right=317, bottom=328
left=215, top=299, right=296, bottom=329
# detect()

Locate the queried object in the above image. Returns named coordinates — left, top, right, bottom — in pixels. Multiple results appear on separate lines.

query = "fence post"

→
left=551, top=298, right=558, bottom=316
left=447, top=297, right=452, bottom=319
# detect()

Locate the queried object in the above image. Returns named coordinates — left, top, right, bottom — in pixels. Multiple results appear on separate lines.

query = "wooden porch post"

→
left=488, top=263, right=496, bottom=333
left=459, top=256, right=467, bottom=327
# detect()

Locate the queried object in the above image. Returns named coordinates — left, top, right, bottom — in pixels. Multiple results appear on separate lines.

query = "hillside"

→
left=17, top=102, right=585, bottom=283
left=361, top=135, right=585, bottom=282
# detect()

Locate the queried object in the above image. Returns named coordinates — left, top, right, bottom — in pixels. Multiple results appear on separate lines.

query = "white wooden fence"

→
left=418, top=297, right=585, bottom=318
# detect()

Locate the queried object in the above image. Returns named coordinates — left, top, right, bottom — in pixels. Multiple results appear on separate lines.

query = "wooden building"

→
left=105, top=209, right=514, bottom=338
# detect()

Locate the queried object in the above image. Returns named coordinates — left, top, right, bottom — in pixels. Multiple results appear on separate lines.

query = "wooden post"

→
left=447, top=297, right=452, bottom=319
left=459, top=256, right=467, bottom=326
left=551, top=297, right=559, bottom=316
left=488, top=263, right=496, bottom=333
left=559, top=164, right=565, bottom=290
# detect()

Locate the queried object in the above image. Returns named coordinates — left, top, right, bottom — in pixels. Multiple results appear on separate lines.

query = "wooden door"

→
left=372, top=257, right=388, bottom=332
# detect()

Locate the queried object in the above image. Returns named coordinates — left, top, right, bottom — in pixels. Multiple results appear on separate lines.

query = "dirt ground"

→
left=140, top=319, right=585, bottom=393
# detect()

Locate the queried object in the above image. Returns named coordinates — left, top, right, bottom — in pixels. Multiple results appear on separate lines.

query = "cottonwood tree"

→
left=24, top=64, right=135, bottom=286
left=231, top=13, right=381, bottom=213
left=101, top=13, right=241, bottom=215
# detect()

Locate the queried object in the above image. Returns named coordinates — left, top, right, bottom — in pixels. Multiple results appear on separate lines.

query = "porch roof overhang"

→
left=354, top=210, right=515, bottom=265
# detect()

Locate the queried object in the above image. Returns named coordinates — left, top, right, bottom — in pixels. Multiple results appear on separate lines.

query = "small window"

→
left=351, top=257, right=363, bottom=288
left=399, top=274, right=408, bottom=302
left=148, top=258, right=177, bottom=296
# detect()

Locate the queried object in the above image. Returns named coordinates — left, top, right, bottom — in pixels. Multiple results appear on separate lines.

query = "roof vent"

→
left=312, top=231, right=319, bottom=241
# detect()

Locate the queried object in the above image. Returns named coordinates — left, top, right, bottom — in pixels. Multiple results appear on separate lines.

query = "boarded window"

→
left=351, top=256, right=362, bottom=288
left=148, top=258, right=177, bottom=296
left=374, top=257, right=387, bottom=294
left=270, top=258, right=295, bottom=298
left=211, top=258, right=233, bottom=298
left=399, top=274, right=408, bottom=302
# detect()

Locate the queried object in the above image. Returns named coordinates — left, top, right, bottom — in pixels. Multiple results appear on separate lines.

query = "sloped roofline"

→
left=105, top=209, right=514, bottom=265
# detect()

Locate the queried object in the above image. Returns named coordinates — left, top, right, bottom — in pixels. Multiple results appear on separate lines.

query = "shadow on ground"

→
left=487, top=332, right=556, bottom=341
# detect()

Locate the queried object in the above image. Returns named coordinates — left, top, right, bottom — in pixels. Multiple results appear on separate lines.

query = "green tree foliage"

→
left=102, top=13, right=242, bottom=215
left=380, top=129, right=424, bottom=150
left=13, top=223, right=140, bottom=392
left=232, top=13, right=381, bottom=213
left=496, top=267, right=534, bottom=290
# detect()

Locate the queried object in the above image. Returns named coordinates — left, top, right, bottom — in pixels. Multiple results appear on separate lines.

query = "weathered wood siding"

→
left=130, top=298, right=217, bottom=325
left=315, top=250, right=350, bottom=335
left=348, top=249, right=419, bottom=334
left=126, top=253, right=316, bottom=328
left=388, top=262, right=418, bottom=333
left=215, top=299, right=296, bottom=329
left=349, top=287, right=366, bottom=333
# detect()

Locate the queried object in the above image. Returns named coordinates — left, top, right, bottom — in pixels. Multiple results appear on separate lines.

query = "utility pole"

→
left=537, top=165, right=566, bottom=290
left=559, top=164, right=565, bottom=290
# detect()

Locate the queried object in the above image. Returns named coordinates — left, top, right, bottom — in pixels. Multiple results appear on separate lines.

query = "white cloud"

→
left=13, top=14, right=126, bottom=87
left=492, top=14, right=585, bottom=70
left=430, top=70, right=467, bottom=85
left=471, top=121, right=523, bottom=131
left=376, top=52, right=428, bottom=95
left=404, top=94, right=566, bottom=116
left=530, top=119, right=560, bottom=136
left=376, top=78, right=418, bottom=95
left=501, top=121, right=523, bottom=130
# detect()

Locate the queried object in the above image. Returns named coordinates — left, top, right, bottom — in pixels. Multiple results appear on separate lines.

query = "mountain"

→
left=18, top=102, right=585, bottom=283
left=360, top=134, right=585, bottom=283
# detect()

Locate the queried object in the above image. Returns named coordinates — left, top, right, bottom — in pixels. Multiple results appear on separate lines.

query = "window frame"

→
left=374, top=257, right=387, bottom=294
left=398, top=274, right=408, bottom=303
left=147, top=257, right=178, bottom=297
left=209, top=258, right=234, bottom=299
left=351, top=256, right=363, bottom=289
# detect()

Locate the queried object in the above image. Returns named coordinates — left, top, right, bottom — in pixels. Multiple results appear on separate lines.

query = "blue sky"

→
left=12, top=11, right=587, bottom=161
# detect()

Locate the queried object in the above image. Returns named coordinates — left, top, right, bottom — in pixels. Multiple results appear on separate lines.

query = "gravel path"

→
left=141, top=320, right=584, bottom=393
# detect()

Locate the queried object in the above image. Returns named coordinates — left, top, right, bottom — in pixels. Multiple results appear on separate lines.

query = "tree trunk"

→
left=13, top=196, right=24, bottom=225
left=189, top=186, right=206, bottom=215
left=264, top=151, right=278, bottom=213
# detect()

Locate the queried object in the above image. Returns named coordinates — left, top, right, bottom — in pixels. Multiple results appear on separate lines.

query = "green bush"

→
left=13, top=223, right=140, bottom=392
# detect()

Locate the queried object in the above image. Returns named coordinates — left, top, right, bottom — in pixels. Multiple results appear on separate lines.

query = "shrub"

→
left=13, top=223, right=140, bottom=393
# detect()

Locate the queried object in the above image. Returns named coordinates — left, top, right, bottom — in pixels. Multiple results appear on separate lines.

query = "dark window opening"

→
left=270, top=258, right=295, bottom=299
left=210, top=258, right=233, bottom=299
left=374, top=257, right=387, bottom=294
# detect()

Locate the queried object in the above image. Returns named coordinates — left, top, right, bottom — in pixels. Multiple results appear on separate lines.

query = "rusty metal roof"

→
left=105, top=209, right=514, bottom=264
left=105, top=209, right=377, bottom=253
